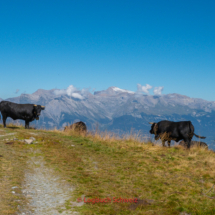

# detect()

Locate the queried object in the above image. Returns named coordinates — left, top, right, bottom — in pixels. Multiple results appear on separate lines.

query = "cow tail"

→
left=194, top=133, right=206, bottom=139
left=190, top=121, right=206, bottom=139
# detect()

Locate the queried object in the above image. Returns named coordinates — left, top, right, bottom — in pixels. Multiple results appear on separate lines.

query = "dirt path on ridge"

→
left=18, top=148, right=82, bottom=215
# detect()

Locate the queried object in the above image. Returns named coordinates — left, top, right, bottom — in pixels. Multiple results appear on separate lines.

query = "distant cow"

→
left=64, top=121, right=87, bottom=133
left=179, top=140, right=208, bottom=149
left=149, top=120, right=206, bottom=149
left=0, top=101, right=45, bottom=129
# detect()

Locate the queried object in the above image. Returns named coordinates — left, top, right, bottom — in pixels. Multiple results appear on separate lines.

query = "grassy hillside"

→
left=1, top=125, right=215, bottom=214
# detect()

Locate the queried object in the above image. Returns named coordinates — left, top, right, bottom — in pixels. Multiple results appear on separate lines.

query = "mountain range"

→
left=1, top=87, right=215, bottom=149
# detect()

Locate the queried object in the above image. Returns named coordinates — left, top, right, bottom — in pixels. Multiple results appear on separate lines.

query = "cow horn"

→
left=34, top=104, right=37, bottom=106
left=41, top=105, right=45, bottom=108
left=148, top=122, right=154, bottom=124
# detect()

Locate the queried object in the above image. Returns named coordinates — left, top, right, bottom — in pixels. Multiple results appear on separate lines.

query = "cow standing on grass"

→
left=0, top=101, right=45, bottom=129
left=149, top=120, right=206, bottom=149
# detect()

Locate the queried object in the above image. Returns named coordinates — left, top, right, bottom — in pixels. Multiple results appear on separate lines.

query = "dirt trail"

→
left=19, top=149, right=80, bottom=215
left=0, top=132, right=16, bottom=137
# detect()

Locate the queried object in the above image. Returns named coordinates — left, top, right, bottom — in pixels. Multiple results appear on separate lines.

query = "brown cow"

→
left=64, top=121, right=87, bottom=133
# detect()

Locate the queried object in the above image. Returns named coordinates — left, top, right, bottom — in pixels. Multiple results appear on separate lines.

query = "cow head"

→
left=149, top=122, right=159, bottom=139
left=33, top=104, right=45, bottom=120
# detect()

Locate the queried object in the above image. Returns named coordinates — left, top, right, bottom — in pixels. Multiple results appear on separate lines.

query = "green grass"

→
left=1, top=125, right=215, bottom=214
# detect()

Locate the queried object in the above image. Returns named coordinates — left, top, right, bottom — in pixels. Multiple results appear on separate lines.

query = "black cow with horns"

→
left=0, top=101, right=45, bottom=129
left=149, top=120, right=206, bottom=149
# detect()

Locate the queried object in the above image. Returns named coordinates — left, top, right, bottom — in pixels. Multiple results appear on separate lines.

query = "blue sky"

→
left=0, top=0, right=214, bottom=100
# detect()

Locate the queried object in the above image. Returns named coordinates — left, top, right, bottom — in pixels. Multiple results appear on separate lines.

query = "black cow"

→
left=64, top=121, right=87, bottom=133
left=0, top=101, right=45, bottom=129
left=179, top=140, right=208, bottom=149
left=149, top=120, right=206, bottom=149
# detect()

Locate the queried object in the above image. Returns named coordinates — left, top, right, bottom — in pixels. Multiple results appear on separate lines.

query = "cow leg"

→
left=187, top=140, right=191, bottom=149
left=25, top=121, right=29, bottom=129
left=162, top=140, right=166, bottom=147
left=2, top=115, right=7, bottom=128
left=168, top=141, right=171, bottom=148
left=184, top=138, right=191, bottom=149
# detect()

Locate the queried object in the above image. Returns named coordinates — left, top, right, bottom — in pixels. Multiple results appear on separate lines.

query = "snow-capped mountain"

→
left=2, top=86, right=215, bottom=149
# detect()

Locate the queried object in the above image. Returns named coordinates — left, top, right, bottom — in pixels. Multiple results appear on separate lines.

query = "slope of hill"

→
left=3, top=87, right=215, bottom=149
left=1, top=125, right=215, bottom=214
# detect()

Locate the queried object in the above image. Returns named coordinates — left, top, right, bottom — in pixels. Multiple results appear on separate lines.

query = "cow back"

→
left=64, top=121, right=87, bottom=133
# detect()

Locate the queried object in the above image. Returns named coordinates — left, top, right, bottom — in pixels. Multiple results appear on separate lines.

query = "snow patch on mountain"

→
left=112, top=87, right=134, bottom=94
left=71, top=93, right=84, bottom=100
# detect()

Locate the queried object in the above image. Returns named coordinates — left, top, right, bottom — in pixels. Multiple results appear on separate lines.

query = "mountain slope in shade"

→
left=1, top=86, right=215, bottom=149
